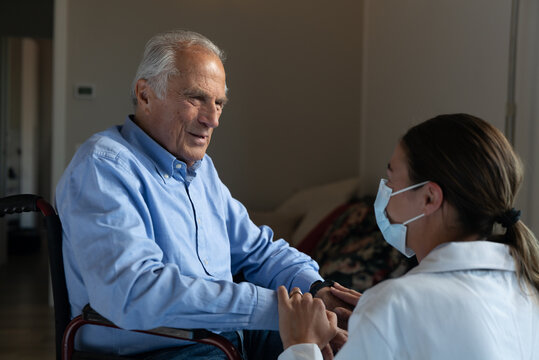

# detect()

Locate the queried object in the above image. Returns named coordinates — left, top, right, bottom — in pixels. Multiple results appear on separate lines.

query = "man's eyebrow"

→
left=181, top=88, right=205, bottom=97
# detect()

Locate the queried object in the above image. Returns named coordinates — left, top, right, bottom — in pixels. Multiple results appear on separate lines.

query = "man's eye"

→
left=187, top=96, right=204, bottom=106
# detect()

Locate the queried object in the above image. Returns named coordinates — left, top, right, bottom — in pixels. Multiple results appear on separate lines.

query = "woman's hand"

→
left=277, top=286, right=338, bottom=350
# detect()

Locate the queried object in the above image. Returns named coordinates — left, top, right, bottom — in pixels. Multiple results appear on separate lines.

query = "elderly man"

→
left=56, top=30, right=347, bottom=359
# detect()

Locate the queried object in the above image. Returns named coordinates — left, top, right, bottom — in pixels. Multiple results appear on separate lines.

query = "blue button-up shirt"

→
left=55, top=116, right=322, bottom=354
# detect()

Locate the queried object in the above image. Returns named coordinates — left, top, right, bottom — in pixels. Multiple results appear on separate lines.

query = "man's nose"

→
left=199, top=103, right=220, bottom=128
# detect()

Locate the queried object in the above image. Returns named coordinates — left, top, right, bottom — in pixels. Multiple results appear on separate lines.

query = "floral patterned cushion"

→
left=309, top=197, right=418, bottom=293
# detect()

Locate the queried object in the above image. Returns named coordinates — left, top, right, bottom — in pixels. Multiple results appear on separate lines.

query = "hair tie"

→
left=496, top=208, right=521, bottom=228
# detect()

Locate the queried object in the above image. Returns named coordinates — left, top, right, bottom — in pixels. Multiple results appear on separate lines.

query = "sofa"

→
left=250, top=177, right=417, bottom=292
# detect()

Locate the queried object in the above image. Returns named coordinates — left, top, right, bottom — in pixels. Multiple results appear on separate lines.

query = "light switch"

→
left=74, top=84, right=95, bottom=99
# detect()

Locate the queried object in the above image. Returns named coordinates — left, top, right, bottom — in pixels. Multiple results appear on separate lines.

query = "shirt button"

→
left=164, top=174, right=170, bottom=179
left=176, top=164, right=182, bottom=169
left=204, top=259, right=209, bottom=265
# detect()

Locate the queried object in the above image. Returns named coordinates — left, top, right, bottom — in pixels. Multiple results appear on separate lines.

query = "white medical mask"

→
left=374, top=179, right=429, bottom=258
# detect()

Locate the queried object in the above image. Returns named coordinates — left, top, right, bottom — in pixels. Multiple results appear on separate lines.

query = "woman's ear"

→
left=423, top=182, right=443, bottom=215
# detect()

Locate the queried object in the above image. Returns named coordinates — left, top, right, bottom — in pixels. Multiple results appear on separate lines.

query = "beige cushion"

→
left=249, top=211, right=303, bottom=241
left=283, top=177, right=360, bottom=245
left=250, top=177, right=360, bottom=246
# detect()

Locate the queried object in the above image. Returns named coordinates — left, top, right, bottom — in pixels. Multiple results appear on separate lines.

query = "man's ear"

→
left=423, top=182, right=443, bottom=215
left=135, top=79, right=153, bottom=115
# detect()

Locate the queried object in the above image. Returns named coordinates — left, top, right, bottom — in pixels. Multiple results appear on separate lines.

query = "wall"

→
left=359, top=0, right=511, bottom=194
left=52, top=0, right=364, bottom=211
left=19, top=38, right=39, bottom=228
left=514, top=0, right=539, bottom=233
left=37, top=38, right=53, bottom=203
left=358, top=0, right=538, bottom=234
left=53, top=1, right=538, bottom=232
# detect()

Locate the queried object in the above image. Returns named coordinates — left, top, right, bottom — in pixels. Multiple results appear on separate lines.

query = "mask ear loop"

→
left=390, top=181, right=430, bottom=196
left=391, top=181, right=429, bottom=226
left=402, top=213, right=425, bottom=226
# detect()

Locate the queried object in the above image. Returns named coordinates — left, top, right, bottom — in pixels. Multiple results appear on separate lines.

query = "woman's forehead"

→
left=388, top=143, right=409, bottom=178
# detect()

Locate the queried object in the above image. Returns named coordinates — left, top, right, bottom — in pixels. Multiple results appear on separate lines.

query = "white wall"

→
left=358, top=0, right=538, bottom=234
left=52, top=1, right=538, bottom=233
left=359, top=0, right=511, bottom=195
left=52, top=0, right=364, bottom=211
left=514, top=0, right=539, bottom=233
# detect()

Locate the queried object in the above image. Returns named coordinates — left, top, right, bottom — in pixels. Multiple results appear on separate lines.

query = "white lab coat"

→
left=279, top=241, right=539, bottom=360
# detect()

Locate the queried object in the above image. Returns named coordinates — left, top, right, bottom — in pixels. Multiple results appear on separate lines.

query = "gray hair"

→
left=131, top=30, right=225, bottom=106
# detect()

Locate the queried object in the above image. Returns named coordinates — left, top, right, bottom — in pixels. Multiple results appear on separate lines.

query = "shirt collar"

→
left=121, top=115, right=203, bottom=184
left=408, top=241, right=515, bottom=275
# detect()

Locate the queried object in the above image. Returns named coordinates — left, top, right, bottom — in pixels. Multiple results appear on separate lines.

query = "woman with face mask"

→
left=277, top=113, right=539, bottom=360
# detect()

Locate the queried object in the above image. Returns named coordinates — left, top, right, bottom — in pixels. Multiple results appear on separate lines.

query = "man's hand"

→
left=314, top=287, right=355, bottom=311
left=277, top=286, right=338, bottom=351
left=321, top=324, right=347, bottom=359
left=329, top=327, right=348, bottom=354
left=330, top=282, right=362, bottom=306
left=315, top=282, right=361, bottom=330
left=332, top=307, right=353, bottom=331
left=321, top=344, right=334, bottom=360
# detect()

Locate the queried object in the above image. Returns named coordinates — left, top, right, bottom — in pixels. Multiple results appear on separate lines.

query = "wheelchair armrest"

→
left=65, top=306, right=242, bottom=360
left=81, top=305, right=214, bottom=340
left=64, top=304, right=241, bottom=359
left=0, top=194, right=41, bottom=216
left=82, top=305, right=115, bottom=325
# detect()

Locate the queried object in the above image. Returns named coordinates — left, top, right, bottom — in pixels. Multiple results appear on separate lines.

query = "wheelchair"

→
left=0, top=194, right=242, bottom=360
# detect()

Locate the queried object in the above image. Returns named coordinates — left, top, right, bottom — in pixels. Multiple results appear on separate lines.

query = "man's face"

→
left=136, top=46, right=227, bottom=167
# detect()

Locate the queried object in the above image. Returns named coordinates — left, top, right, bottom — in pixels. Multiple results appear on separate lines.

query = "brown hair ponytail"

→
left=506, top=221, right=539, bottom=295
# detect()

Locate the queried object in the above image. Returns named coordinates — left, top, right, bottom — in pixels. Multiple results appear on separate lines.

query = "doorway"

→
left=0, top=37, right=52, bottom=263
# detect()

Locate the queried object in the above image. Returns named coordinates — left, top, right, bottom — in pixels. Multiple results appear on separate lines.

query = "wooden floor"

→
left=0, top=235, right=55, bottom=359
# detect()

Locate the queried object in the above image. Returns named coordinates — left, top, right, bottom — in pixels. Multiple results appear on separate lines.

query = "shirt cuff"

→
left=249, top=286, right=279, bottom=331
left=278, top=343, right=323, bottom=360
left=292, top=269, right=323, bottom=293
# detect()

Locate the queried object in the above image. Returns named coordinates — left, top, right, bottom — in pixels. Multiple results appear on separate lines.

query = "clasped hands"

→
left=277, top=283, right=361, bottom=359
